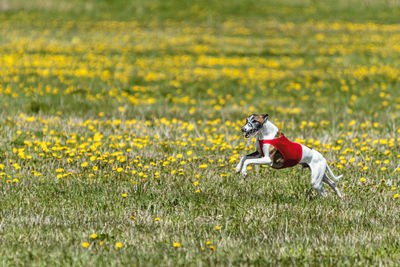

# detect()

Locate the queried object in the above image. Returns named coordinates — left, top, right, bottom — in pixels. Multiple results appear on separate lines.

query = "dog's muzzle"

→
left=241, top=125, right=257, bottom=138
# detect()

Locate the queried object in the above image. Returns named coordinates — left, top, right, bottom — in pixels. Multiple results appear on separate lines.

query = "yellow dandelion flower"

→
left=81, top=242, right=90, bottom=248
left=215, top=226, right=221, bottom=230
left=12, top=163, right=21, bottom=170
left=173, top=242, right=181, bottom=247
left=209, top=246, right=216, bottom=251
left=154, top=217, right=160, bottom=221
left=81, top=162, right=88, bottom=167
left=121, top=193, right=128, bottom=198
left=394, top=194, right=399, bottom=199
left=360, top=177, right=366, bottom=182
left=90, top=234, right=98, bottom=239
left=199, top=164, right=208, bottom=168
left=100, top=241, right=104, bottom=246
left=115, top=242, right=123, bottom=248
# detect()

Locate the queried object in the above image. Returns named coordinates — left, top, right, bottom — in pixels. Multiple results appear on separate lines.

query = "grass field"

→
left=0, top=0, right=399, bottom=265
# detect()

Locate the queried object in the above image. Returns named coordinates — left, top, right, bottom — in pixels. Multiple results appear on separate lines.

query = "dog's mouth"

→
left=244, top=129, right=257, bottom=138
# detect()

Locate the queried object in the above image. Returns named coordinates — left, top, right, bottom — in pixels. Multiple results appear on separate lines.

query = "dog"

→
left=235, top=114, right=342, bottom=198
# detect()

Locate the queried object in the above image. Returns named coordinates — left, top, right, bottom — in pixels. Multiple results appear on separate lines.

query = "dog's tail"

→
left=326, top=165, right=343, bottom=181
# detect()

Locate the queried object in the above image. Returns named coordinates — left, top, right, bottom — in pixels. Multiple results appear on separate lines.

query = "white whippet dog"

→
left=236, top=114, right=342, bottom=198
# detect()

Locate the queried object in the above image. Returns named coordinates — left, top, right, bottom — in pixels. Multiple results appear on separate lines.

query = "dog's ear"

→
left=263, top=114, right=269, bottom=121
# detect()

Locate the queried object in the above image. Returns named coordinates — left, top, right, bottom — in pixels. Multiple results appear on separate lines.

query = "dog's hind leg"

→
left=323, top=175, right=342, bottom=198
left=309, top=162, right=327, bottom=197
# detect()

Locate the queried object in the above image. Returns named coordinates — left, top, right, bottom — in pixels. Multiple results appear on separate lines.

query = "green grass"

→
left=3, top=0, right=400, bottom=23
left=0, top=0, right=399, bottom=265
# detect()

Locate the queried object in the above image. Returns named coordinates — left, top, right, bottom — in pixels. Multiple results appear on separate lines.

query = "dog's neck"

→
left=257, top=120, right=279, bottom=140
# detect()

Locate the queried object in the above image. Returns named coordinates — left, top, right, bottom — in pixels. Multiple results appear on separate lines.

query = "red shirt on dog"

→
left=259, top=135, right=303, bottom=169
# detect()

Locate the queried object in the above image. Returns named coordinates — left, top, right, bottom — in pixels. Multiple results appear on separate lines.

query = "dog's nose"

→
left=241, top=127, right=246, bottom=132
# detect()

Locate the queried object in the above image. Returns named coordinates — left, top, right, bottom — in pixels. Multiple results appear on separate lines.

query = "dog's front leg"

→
left=236, top=151, right=260, bottom=174
left=241, top=156, right=272, bottom=177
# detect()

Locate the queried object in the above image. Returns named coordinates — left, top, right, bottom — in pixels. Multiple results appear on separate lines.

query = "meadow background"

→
left=0, top=0, right=399, bottom=265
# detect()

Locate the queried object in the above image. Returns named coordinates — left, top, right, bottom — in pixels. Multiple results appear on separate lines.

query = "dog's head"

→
left=241, top=114, right=268, bottom=138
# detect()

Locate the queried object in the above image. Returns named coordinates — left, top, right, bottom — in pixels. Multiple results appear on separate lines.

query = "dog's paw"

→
left=241, top=169, right=247, bottom=177
left=235, top=164, right=242, bottom=174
